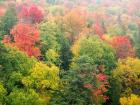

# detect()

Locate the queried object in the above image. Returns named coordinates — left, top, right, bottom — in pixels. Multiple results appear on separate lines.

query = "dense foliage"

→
left=0, top=6, right=17, bottom=39
left=71, top=36, right=116, bottom=73
left=0, top=0, right=140, bottom=105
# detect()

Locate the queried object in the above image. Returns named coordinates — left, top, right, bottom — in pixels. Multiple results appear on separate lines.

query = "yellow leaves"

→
left=71, top=38, right=81, bottom=57
left=40, top=80, right=50, bottom=89
left=31, top=62, right=47, bottom=79
left=71, top=36, right=87, bottom=57
left=102, top=34, right=112, bottom=42
left=38, top=95, right=51, bottom=105
left=113, top=58, right=140, bottom=97
left=45, top=49, right=60, bottom=64
left=22, top=77, right=33, bottom=87
left=113, top=57, right=140, bottom=77
left=120, top=94, right=140, bottom=105
left=22, top=62, right=60, bottom=90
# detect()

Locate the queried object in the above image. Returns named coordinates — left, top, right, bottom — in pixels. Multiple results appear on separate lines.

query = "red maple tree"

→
left=3, top=23, right=40, bottom=57
left=110, top=36, right=135, bottom=59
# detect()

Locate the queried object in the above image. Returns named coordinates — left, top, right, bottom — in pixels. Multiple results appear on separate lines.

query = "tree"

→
left=45, top=49, right=61, bottom=67
left=21, top=62, right=60, bottom=104
left=92, top=23, right=104, bottom=37
left=110, top=36, right=135, bottom=59
left=107, top=24, right=126, bottom=36
left=0, top=82, right=7, bottom=105
left=18, top=5, right=43, bottom=24
left=3, top=23, right=41, bottom=57
left=39, top=19, right=72, bottom=69
left=22, top=62, right=60, bottom=91
left=111, top=58, right=140, bottom=105
left=71, top=35, right=116, bottom=73
left=133, top=23, right=140, bottom=58
left=39, top=20, right=61, bottom=53
left=7, top=89, right=47, bottom=105
left=0, top=44, right=36, bottom=75
left=0, top=44, right=60, bottom=105
left=51, top=60, right=109, bottom=105
left=63, top=9, right=86, bottom=43
left=0, top=6, right=17, bottom=39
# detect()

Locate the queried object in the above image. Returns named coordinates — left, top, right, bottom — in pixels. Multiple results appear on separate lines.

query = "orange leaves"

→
left=11, top=23, right=39, bottom=44
left=63, top=9, right=86, bottom=42
left=3, top=23, right=40, bottom=57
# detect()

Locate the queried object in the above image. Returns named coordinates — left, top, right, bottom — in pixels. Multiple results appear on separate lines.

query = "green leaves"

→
left=7, top=89, right=47, bottom=105
left=0, top=6, right=17, bottom=38
left=72, top=36, right=116, bottom=72
left=0, top=83, right=7, bottom=105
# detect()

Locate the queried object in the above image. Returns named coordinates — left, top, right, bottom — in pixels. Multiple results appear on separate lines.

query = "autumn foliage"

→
left=18, top=5, right=43, bottom=24
left=110, top=36, right=135, bottom=59
left=63, top=9, right=86, bottom=42
left=83, top=66, right=110, bottom=105
left=3, top=23, right=40, bottom=57
left=1, top=0, right=140, bottom=105
left=92, top=23, right=104, bottom=37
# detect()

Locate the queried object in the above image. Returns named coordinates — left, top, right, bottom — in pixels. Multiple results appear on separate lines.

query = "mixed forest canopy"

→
left=0, top=0, right=140, bottom=105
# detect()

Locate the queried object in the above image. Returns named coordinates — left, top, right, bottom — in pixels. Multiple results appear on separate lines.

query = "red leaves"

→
left=103, top=96, right=109, bottom=101
left=84, top=84, right=93, bottom=89
left=29, top=5, right=43, bottom=23
left=2, top=35, right=11, bottom=44
left=93, top=89, right=102, bottom=96
left=110, top=36, right=135, bottom=59
left=92, top=23, right=104, bottom=37
left=3, top=23, right=40, bottom=57
left=18, top=5, right=43, bottom=24
left=84, top=71, right=109, bottom=103
left=96, top=73, right=107, bottom=82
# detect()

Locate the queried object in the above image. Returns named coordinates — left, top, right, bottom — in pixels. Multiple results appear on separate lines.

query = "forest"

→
left=0, top=0, right=140, bottom=105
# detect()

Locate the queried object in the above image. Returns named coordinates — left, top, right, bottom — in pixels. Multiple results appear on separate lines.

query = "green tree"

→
left=0, top=45, right=36, bottom=75
left=0, top=44, right=61, bottom=105
left=71, top=35, right=116, bottom=73
left=39, top=20, right=61, bottom=54
left=7, top=89, right=46, bottom=105
left=133, top=24, right=140, bottom=58
left=0, top=6, right=17, bottom=40
left=39, top=20, right=72, bottom=69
